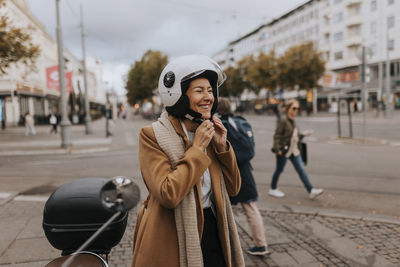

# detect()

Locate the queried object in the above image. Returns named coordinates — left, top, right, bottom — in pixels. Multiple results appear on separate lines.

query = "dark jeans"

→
left=271, top=154, right=313, bottom=193
left=201, top=208, right=226, bottom=267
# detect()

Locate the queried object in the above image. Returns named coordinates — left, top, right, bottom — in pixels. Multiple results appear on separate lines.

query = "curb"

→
left=0, top=146, right=110, bottom=156
left=258, top=203, right=400, bottom=225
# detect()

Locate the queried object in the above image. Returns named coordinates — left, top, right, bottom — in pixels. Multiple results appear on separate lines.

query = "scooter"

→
left=43, top=176, right=140, bottom=267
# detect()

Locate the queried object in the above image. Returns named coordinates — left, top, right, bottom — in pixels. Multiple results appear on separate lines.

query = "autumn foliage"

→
left=0, top=0, right=40, bottom=74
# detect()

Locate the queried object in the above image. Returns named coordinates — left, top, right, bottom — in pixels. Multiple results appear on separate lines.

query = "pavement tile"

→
left=0, top=237, right=58, bottom=265
left=264, top=224, right=291, bottom=245
left=270, top=252, right=298, bottom=266
left=288, top=249, right=316, bottom=264
left=292, top=220, right=342, bottom=240
left=325, top=236, right=396, bottom=267
left=0, top=260, right=49, bottom=267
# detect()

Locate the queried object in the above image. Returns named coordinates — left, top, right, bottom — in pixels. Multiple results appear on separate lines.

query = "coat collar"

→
left=167, top=114, right=192, bottom=149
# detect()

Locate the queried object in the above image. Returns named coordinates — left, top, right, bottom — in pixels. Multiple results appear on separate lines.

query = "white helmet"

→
left=158, top=55, right=226, bottom=120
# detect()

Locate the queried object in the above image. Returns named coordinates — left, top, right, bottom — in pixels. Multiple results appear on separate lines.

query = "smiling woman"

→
left=186, top=78, right=214, bottom=120
left=131, top=55, right=244, bottom=267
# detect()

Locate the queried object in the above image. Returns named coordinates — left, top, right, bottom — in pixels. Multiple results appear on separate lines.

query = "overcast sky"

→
left=26, top=0, right=305, bottom=96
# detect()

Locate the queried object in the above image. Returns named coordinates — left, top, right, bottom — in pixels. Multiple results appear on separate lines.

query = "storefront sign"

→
left=46, top=65, right=73, bottom=93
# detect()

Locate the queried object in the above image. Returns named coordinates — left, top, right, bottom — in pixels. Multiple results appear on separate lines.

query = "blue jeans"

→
left=271, top=154, right=313, bottom=193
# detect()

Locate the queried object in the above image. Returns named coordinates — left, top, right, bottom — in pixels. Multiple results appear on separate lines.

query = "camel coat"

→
left=131, top=115, right=241, bottom=267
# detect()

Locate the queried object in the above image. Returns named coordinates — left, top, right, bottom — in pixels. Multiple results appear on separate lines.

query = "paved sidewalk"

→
left=0, top=192, right=399, bottom=267
left=0, top=119, right=113, bottom=156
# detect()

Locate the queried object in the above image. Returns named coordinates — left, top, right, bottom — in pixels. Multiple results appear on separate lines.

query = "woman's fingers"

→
left=193, top=120, right=214, bottom=150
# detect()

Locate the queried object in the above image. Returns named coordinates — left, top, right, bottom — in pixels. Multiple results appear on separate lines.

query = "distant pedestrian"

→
left=24, top=112, right=36, bottom=136
left=49, top=112, right=58, bottom=134
left=269, top=99, right=324, bottom=199
left=273, top=102, right=281, bottom=122
left=218, top=97, right=270, bottom=256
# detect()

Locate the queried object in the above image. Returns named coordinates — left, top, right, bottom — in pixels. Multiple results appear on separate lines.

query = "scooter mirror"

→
left=100, top=176, right=140, bottom=212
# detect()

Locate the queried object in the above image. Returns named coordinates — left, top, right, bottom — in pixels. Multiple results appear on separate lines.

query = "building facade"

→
left=214, top=0, right=400, bottom=111
left=0, top=0, right=105, bottom=128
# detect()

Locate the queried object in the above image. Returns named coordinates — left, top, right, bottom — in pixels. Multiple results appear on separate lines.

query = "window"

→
left=351, top=25, right=361, bottom=36
left=353, top=4, right=361, bottom=14
left=388, top=16, right=395, bottom=28
left=388, top=0, right=394, bottom=5
left=388, top=39, right=395, bottom=50
left=370, top=21, right=377, bottom=34
left=370, top=43, right=377, bottom=56
left=371, top=0, right=377, bottom=11
left=324, top=52, right=330, bottom=61
left=333, top=12, right=343, bottom=23
left=334, top=51, right=343, bottom=60
left=324, top=33, right=330, bottom=44
left=333, top=32, right=343, bottom=42
left=324, top=16, right=330, bottom=26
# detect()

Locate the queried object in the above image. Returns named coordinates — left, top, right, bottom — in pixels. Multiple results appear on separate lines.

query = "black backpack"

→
left=221, top=116, right=255, bottom=164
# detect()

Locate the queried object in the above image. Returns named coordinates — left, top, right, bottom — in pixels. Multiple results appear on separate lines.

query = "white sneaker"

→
left=268, top=189, right=285, bottom=198
left=309, top=188, right=324, bottom=199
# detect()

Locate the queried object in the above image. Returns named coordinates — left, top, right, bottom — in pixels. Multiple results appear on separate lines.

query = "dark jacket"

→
left=221, top=115, right=258, bottom=205
left=271, top=115, right=304, bottom=154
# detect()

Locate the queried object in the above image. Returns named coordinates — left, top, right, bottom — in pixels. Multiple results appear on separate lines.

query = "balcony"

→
left=345, top=35, right=363, bottom=47
left=342, top=57, right=361, bottom=68
left=319, top=42, right=331, bottom=52
left=346, top=0, right=362, bottom=7
left=346, top=15, right=363, bottom=27
left=321, top=24, right=331, bottom=35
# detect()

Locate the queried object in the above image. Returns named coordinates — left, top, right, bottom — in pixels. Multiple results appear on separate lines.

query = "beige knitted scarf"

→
left=152, top=111, right=244, bottom=267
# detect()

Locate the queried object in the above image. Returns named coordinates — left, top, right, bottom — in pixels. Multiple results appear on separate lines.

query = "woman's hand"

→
left=192, top=120, right=215, bottom=151
left=211, top=116, right=227, bottom=152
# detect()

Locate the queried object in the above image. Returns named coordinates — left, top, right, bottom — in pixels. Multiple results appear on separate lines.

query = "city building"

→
left=214, top=0, right=400, bottom=112
left=0, top=0, right=106, bottom=128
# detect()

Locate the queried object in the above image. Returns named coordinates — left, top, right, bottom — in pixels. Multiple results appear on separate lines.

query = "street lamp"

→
left=55, top=0, right=71, bottom=148
left=356, top=45, right=372, bottom=141
left=384, top=29, right=392, bottom=118
left=80, top=4, right=92, bottom=134
left=105, top=90, right=112, bottom=138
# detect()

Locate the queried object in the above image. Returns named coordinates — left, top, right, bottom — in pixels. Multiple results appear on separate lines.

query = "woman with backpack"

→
left=218, top=97, right=270, bottom=256
left=269, top=99, right=324, bottom=199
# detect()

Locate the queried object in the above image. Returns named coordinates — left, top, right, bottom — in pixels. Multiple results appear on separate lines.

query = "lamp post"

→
left=105, top=90, right=112, bottom=138
left=55, top=0, right=71, bottom=148
left=385, top=29, right=391, bottom=118
left=357, top=46, right=371, bottom=141
left=80, top=4, right=92, bottom=134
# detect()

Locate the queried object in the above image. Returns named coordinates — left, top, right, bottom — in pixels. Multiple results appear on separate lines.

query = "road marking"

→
left=328, top=141, right=343, bottom=145
left=0, top=138, right=111, bottom=148
left=297, top=117, right=337, bottom=122
left=72, top=147, right=110, bottom=154
left=0, top=191, right=18, bottom=205
left=14, top=195, right=49, bottom=202
left=0, top=147, right=110, bottom=156
left=0, top=192, right=15, bottom=199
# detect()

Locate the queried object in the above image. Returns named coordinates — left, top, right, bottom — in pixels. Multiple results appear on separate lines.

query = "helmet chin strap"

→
left=185, top=109, right=214, bottom=124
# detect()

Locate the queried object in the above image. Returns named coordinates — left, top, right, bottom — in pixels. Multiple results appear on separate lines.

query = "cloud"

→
left=26, top=0, right=304, bottom=96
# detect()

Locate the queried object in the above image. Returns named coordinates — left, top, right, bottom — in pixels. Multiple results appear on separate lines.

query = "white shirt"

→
left=286, top=127, right=300, bottom=158
left=186, top=131, right=213, bottom=208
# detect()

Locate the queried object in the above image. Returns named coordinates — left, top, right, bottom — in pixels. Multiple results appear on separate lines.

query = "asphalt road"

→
left=0, top=111, right=399, bottom=217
